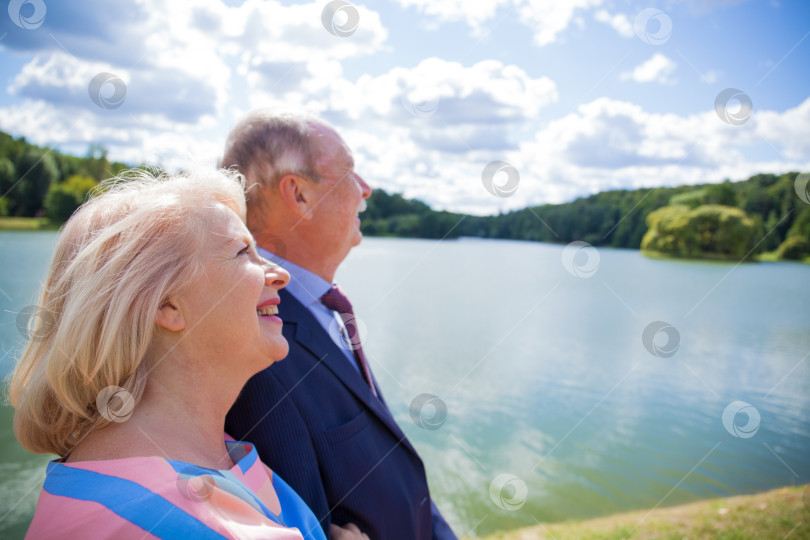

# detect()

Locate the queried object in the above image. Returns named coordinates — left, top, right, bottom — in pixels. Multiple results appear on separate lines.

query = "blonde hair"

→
left=219, top=109, right=331, bottom=234
left=8, top=168, right=246, bottom=457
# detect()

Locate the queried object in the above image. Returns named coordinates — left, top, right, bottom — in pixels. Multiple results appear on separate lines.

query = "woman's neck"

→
left=66, top=376, right=238, bottom=470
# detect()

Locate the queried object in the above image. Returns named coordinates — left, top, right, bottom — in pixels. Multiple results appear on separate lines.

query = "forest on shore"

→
left=1, top=129, right=808, bottom=261
left=362, top=173, right=809, bottom=261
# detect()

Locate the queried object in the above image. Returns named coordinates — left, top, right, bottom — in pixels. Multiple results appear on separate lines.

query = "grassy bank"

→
left=641, top=249, right=754, bottom=263
left=758, top=250, right=810, bottom=264
left=641, top=248, right=810, bottom=264
left=473, top=485, right=809, bottom=540
left=0, top=217, right=60, bottom=231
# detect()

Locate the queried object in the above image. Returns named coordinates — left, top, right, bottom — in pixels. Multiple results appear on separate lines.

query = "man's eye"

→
left=238, top=245, right=250, bottom=256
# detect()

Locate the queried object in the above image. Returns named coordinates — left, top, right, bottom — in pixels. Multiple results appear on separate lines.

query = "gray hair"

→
left=220, top=109, right=332, bottom=231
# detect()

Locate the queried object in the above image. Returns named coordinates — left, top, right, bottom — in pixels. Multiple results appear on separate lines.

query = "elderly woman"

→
left=9, top=170, right=367, bottom=539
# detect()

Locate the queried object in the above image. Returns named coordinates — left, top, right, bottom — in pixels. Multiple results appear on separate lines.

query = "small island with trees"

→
left=1, top=129, right=808, bottom=263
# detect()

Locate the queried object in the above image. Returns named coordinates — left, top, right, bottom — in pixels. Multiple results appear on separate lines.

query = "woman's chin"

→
left=264, top=341, right=290, bottom=367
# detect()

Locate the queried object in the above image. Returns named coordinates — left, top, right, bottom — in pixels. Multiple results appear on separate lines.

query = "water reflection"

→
left=1, top=234, right=808, bottom=538
left=341, top=238, right=810, bottom=536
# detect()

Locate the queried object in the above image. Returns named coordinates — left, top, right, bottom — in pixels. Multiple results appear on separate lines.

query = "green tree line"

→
left=1, top=130, right=807, bottom=260
left=0, top=131, right=129, bottom=220
left=362, top=174, right=810, bottom=261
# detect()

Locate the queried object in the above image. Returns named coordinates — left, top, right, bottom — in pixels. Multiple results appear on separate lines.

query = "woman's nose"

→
left=265, top=263, right=290, bottom=289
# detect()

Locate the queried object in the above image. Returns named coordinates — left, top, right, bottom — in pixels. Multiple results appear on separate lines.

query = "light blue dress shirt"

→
left=258, top=246, right=359, bottom=372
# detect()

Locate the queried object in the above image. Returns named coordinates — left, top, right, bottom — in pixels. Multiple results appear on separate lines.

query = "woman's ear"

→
left=156, top=298, right=186, bottom=332
left=277, top=173, right=313, bottom=220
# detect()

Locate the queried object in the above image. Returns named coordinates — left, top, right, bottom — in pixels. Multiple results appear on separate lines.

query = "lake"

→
left=1, top=232, right=809, bottom=538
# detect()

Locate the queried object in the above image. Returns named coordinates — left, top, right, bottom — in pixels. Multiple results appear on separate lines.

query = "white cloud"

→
left=394, top=0, right=603, bottom=46
left=517, top=0, right=604, bottom=46
left=245, top=57, right=558, bottom=154
left=509, top=96, right=810, bottom=211
left=394, top=0, right=509, bottom=34
left=224, top=0, right=387, bottom=63
left=346, top=58, right=558, bottom=123
left=322, top=94, right=810, bottom=215
left=245, top=56, right=559, bottom=214
left=1, top=0, right=387, bottom=126
left=621, top=53, right=677, bottom=84
left=0, top=0, right=388, bottom=167
left=755, top=97, right=810, bottom=160
left=8, top=51, right=221, bottom=125
left=0, top=0, right=807, bottom=218
left=4, top=85, right=808, bottom=217
left=593, top=9, right=634, bottom=37
left=0, top=97, right=225, bottom=170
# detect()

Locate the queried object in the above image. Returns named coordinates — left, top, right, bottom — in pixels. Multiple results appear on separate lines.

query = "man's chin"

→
left=353, top=221, right=364, bottom=244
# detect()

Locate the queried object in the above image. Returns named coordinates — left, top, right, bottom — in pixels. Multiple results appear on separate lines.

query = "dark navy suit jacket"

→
left=226, top=288, right=456, bottom=540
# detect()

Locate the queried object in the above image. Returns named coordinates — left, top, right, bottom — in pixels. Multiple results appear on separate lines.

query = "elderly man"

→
left=222, top=110, right=457, bottom=540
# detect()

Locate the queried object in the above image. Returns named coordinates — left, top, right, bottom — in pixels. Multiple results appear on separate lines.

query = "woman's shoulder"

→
left=27, top=457, right=203, bottom=538
left=27, top=456, right=309, bottom=539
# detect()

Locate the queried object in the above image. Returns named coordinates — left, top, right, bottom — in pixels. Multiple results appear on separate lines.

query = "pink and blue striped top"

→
left=26, top=438, right=327, bottom=539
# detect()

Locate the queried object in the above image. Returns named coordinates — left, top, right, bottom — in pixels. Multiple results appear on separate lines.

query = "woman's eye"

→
left=238, top=245, right=250, bottom=256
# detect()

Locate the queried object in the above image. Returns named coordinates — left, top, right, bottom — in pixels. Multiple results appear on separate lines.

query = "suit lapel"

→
left=278, top=289, right=418, bottom=456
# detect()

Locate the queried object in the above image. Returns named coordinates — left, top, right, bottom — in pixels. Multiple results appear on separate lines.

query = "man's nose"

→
left=357, top=174, right=371, bottom=199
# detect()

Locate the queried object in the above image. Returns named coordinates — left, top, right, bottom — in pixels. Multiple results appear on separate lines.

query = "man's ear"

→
left=277, top=173, right=313, bottom=220
left=156, top=298, right=186, bottom=332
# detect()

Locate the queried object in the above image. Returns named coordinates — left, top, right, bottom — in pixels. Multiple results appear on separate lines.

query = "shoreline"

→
left=470, top=484, right=809, bottom=539
left=3, top=221, right=809, bottom=265
left=0, top=217, right=59, bottom=231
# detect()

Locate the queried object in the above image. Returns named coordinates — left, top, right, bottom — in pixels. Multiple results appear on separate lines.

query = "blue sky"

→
left=0, top=0, right=808, bottom=214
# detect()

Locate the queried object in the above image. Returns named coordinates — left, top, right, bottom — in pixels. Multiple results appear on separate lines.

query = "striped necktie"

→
left=320, top=284, right=377, bottom=397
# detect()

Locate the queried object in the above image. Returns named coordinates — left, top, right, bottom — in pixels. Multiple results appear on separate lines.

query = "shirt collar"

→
left=257, top=246, right=332, bottom=306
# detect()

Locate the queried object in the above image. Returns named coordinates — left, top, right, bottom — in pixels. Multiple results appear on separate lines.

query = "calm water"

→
left=1, top=233, right=809, bottom=538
